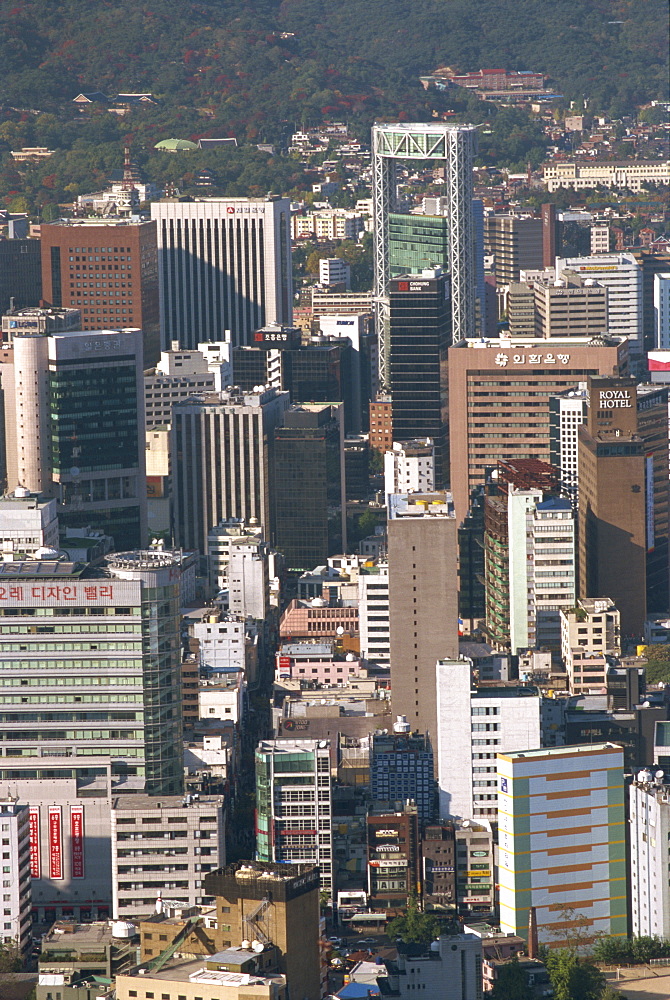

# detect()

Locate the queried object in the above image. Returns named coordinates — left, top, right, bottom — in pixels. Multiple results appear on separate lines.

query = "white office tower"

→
left=378, top=934, right=483, bottom=1000
left=654, top=272, right=670, bottom=349
left=629, top=768, right=670, bottom=939
left=144, top=341, right=232, bottom=429
left=319, top=257, right=351, bottom=289
left=358, top=561, right=390, bottom=668
left=0, top=798, right=31, bottom=956
left=549, top=385, right=587, bottom=504
left=435, top=658, right=558, bottom=822
left=170, top=386, right=290, bottom=556
left=556, top=253, right=643, bottom=367
left=384, top=439, right=435, bottom=500
left=152, top=197, right=293, bottom=350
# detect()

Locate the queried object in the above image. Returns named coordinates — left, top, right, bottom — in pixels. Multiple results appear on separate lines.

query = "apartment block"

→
left=384, top=439, right=435, bottom=500
left=371, top=729, right=434, bottom=824
left=358, top=561, right=390, bottom=669
left=497, top=743, right=627, bottom=948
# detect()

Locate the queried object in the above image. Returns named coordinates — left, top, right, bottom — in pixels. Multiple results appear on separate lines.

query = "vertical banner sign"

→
left=646, top=454, right=655, bottom=553
left=28, top=807, right=41, bottom=878
left=48, top=806, right=63, bottom=880
left=71, top=807, right=85, bottom=879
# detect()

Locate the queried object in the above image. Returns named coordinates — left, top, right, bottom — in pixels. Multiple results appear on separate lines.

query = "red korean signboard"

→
left=71, top=807, right=85, bottom=879
left=48, top=806, right=63, bottom=880
left=29, top=808, right=40, bottom=878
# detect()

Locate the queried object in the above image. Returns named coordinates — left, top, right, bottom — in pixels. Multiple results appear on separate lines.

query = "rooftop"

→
left=499, top=741, right=623, bottom=762
left=121, top=958, right=284, bottom=986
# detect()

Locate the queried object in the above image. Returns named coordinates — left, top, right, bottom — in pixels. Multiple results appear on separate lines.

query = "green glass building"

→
left=388, top=212, right=450, bottom=278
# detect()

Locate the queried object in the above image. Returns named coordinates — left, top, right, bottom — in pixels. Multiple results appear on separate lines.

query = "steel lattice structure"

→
left=372, top=123, right=477, bottom=391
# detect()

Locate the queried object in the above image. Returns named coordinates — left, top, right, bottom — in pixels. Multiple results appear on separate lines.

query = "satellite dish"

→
left=336, top=626, right=345, bottom=635
left=70, top=467, right=80, bottom=478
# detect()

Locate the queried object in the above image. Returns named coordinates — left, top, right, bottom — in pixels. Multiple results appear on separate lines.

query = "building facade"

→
left=39, top=218, right=160, bottom=363
left=371, top=730, right=434, bottom=824
left=255, top=739, right=333, bottom=894
left=497, top=743, right=627, bottom=948
left=387, top=494, right=459, bottom=746
left=151, top=197, right=292, bottom=350
left=447, top=336, right=627, bottom=523
left=0, top=797, right=31, bottom=955
left=629, top=768, right=670, bottom=940
left=170, top=387, right=290, bottom=556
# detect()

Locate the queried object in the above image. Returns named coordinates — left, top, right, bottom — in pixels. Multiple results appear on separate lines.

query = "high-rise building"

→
left=273, top=403, right=346, bottom=572
left=435, top=658, right=559, bottom=822
left=578, top=375, right=647, bottom=637
left=497, top=743, right=627, bottom=948
left=533, top=271, right=608, bottom=339
left=372, top=123, right=477, bottom=390
left=170, top=386, right=290, bottom=556
left=654, top=272, right=670, bottom=349
left=204, top=860, right=322, bottom=1000
left=358, top=561, right=390, bottom=669
left=384, top=439, right=435, bottom=500
left=0, top=797, right=31, bottom=955
left=255, top=739, right=333, bottom=894
left=1, top=327, right=147, bottom=550
left=0, top=551, right=184, bottom=794
left=629, top=767, right=670, bottom=939
left=482, top=461, right=575, bottom=653
left=151, top=197, right=292, bottom=350
left=388, top=271, right=450, bottom=484
left=556, top=254, right=643, bottom=368
left=371, top=729, right=434, bottom=823
left=387, top=492, right=458, bottom=744
left=485, top=213, right=543, bottom=284
left=636, top=383, right=670, bottom=612
left=144, top=341, right=231, bottom=429
left=0, top=237, right=41, bottom=314
left=39, top=218, right=160, bottom=363
left=549, top=385, right=587, bottom=504
left=388, top=212, right=450, bottom=278
left=447, top=335, right=627, bottom=523
left=560, top=598, right=621, bottom=695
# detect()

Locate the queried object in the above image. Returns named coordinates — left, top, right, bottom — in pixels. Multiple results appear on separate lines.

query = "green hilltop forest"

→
left=0, top=0, right=667, bottom=214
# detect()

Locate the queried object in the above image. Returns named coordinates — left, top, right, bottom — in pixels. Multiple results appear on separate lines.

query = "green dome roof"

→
left=154, top=138, right=198, bottom=150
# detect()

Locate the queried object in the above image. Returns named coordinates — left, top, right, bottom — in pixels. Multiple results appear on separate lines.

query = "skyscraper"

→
left=273, top=403, right=346, bottom=572
left=0, top=237, right=41, bottom=314
left=578, top=375, right=647, bottom=636
left=498, top=743, right=627, bottom=948
left=170, top=386, right=290, bottom=557
left=39, top=218, right=160, bottom=363
left=0, top=327, right=147, bottom=550
left=388, top=271, right=450, bottom=485
left=372, top=123, right=477, bottom=390
left=152, top=197, right=292, bottom=350
left=387, top=492, right=459, bottom=745
left=485, top=213, right=543, bottom=284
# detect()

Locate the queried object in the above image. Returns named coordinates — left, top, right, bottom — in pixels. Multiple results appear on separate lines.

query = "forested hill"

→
left=1, top=0, right=668, bottom=138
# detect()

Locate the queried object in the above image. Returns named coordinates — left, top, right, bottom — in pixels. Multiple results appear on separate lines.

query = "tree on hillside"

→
left=545, top=950, right=605, bottom=1000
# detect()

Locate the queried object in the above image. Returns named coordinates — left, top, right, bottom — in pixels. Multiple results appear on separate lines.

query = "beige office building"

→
left=387, top=492, right=458, bottom=745
left=447, top=336, right=627, bottom=522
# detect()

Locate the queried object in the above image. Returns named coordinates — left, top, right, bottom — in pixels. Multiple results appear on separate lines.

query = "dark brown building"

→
left=578, top=375, right=647, bottom=637
left=637, top=384, right=670, bottom=612
left=367, top=804, right=420, bottom=912
left=40, top=218, right=160, bottom=364
left=421, top=823, right=456, bottom=910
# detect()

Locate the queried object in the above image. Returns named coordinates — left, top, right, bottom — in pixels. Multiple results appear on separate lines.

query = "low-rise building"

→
left=376, top=935, right=483, bottom=1000
left=0, top=490, right=59, bottom=561
left=115, top=959, right=287, bottom=1000
left=274, top=641, right=364, bottom=684
left=37, top=919, right=137, bottom=1000
left=629, top=767, right=670, bottom=939
left=544, top=159, right=670, bottom=193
